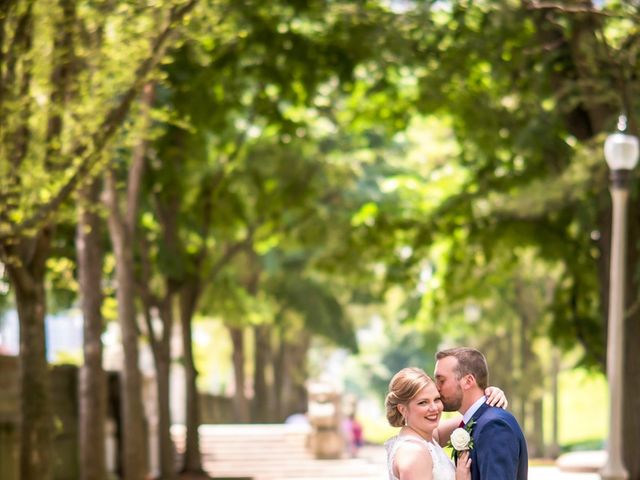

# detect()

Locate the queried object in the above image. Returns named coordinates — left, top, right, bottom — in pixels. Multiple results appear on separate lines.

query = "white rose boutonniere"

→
left=446, top=419, right=475, bottom=459
left=450, top=427, right=471, bottom=450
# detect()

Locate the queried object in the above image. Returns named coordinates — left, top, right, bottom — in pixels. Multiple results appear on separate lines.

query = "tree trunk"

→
left=6, top=229, right=54, bottom=480
left=138, top=248, right=177, bottom=480
left=179, top=281, right=204, bottom=473
left=289, top=333, right=310, bottom=415
left=145, top=298, right=176, bottom=480
left=3, top=4, right=55, bottom=477
left=548, top=349, right=560, bottom=458
left=77, top=179, right=107, bottom=480
left=282, top=331, right=310, bottom=417
left=515, top=277, right=547, bottom=456
left=241, top=252, right=272, bottom=422
left=596, top=203, right=612, bottom=368
left=103, top=79, right=156, bottom=480
left=517, top=306, right=527, bottom=434
left=253, top=324, right=273, bottom=422
left=274, top=327, right=286, bottom=420
left=14, top=271, right=52, bottom=480
left=109, top=230, right=147, bottom=480
left=229, top=326, right=250, bottom=422
left=155, top=340, right=175, bottom=480
left=105, top=169, right=147, bottom=480
left=481, top=323, right=513, bottom=405
left=531, top=399, right=544, bottom=459
left=505, top=314, right=515, bottom=402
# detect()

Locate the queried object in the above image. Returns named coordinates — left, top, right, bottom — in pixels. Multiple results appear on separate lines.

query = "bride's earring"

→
left=399, top=405, right=408, bottom=426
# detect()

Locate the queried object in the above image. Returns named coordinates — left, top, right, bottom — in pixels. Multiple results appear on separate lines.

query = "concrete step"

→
left=172, top=424, right=386, bottom=480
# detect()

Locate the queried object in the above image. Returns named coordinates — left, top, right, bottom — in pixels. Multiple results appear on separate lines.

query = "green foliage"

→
left=373, top=0, right=640, bottom=373
left=268, top=274, right=357, bottom=351
left=0, top=0, right=195, bottom=241
left=142, top=0, right=440, bottom=359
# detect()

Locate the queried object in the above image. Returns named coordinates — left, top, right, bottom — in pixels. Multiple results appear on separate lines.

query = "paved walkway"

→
left=172, top=424, right=600, bottom=480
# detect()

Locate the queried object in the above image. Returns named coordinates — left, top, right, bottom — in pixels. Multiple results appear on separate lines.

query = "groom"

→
left=434, top=347, right=528, bottom=480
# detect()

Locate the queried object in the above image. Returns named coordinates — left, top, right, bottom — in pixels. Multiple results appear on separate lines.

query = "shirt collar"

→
left=462, top=395, right=486, bottom=425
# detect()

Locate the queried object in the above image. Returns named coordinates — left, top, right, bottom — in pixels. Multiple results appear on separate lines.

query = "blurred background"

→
left=1, top=0, right=638, bottom=479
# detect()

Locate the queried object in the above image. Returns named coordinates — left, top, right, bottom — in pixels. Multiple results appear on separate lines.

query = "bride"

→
left=385, top=367, right=506, bottom=480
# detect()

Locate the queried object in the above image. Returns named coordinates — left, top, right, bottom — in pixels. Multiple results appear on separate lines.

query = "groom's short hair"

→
left=436, top=347, right=488, bottom=389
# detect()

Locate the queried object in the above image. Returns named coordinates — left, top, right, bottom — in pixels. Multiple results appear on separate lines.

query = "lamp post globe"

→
left=601, top=116, right=638, bottom=480
left=604, top=132, right=639, bottom=171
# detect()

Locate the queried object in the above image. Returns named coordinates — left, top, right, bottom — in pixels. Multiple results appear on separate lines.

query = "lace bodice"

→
left=385, top=435, right=456, bottom=480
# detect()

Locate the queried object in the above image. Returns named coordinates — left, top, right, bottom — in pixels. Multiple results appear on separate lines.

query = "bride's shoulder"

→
left=397, top=437, right=429, bottom=450
left=394, top=439, right=434, bottom=471
left=387, top=435, right=431, bottom=453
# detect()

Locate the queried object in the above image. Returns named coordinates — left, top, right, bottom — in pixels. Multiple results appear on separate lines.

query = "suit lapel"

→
left=455, top=403, right=490, bottom=465
left=468, top=403, right=490, bottom=444
left=468, top=403, right=489, bottom=480
left=470, top=402, right=490, bottom=426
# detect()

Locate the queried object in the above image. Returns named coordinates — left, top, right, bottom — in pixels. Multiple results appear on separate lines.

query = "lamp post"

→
left=601, top=116, right=639, bottom=480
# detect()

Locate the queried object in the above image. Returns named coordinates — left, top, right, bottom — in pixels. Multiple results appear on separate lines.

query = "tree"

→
left=77, top=178, right=107, bottom=480
left=103, top=81, right=157, bottom=480
left=150, top=0, right=410, bottom=455
left=0, top=1, right=197, bottom=478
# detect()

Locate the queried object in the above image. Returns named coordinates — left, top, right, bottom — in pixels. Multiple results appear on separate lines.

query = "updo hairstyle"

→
left=385, top=367, right=433, bottom=427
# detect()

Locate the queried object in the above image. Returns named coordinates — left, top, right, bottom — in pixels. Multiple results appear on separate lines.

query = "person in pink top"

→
left=346, top=413, right=364, bottom=457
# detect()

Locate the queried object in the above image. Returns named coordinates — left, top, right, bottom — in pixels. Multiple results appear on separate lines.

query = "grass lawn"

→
left=550, top=367, right=606, bottom=450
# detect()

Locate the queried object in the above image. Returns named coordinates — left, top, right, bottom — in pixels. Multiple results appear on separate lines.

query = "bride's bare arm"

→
left=434, top=416, right=462, bottom=447
left=395, top=442, right=434, bottom=479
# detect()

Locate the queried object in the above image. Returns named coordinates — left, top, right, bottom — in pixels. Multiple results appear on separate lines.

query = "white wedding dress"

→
left=385, top=435, right=456, bottom=480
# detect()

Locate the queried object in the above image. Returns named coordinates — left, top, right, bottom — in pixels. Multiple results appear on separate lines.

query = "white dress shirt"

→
left=462, top=395, right=487, bottom=425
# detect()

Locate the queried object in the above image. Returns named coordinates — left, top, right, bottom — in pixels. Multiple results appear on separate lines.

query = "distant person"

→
left=435, top=347, right=528, bottom=480
left=343, top=412, right=364, bottom=457
left=385, top=367, right=507, bottom=480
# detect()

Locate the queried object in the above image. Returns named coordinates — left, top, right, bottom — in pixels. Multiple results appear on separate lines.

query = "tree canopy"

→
left=3, top=0, right=640, bottom=479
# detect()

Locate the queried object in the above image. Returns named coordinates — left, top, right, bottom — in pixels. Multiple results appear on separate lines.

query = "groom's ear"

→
left=461, top=373, right=477, bottom=390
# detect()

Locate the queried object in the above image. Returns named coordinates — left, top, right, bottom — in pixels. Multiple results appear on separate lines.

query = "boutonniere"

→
left=446, top=419, right=475, bottom=459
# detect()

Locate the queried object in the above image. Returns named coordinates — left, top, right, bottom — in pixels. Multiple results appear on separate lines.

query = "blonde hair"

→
left=385, top=367, right=434, bottom=427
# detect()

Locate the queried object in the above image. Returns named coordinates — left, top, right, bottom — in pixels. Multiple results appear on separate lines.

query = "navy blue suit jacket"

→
left=467, top=403, right=528, bottom=480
